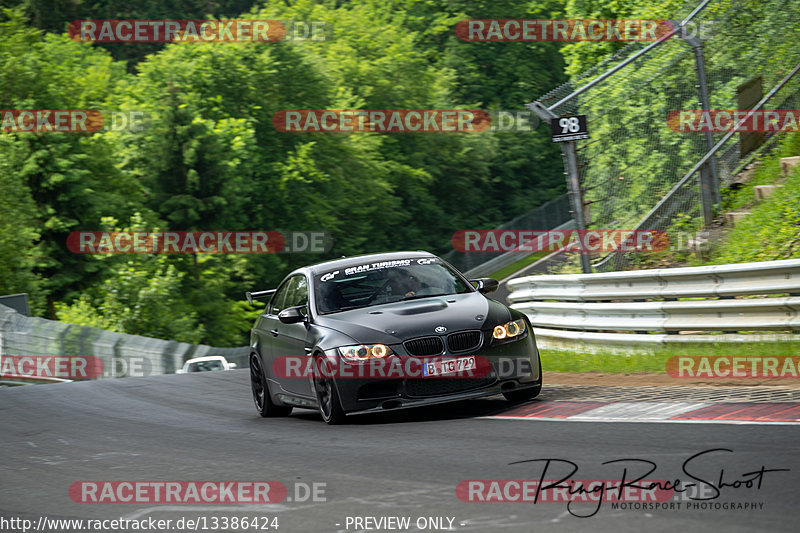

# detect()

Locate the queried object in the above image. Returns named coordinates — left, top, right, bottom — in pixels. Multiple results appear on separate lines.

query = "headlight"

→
left=338, top=344, right=393, bottom=362
left=492, top=319, right=526, bottom=342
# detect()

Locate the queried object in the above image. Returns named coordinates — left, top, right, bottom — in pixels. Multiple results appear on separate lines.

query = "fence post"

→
left=680, top=28, right=719, bottom=224
left=528, top=102, right=592, bottom=273
left=562, top=141, right=593, bottom=273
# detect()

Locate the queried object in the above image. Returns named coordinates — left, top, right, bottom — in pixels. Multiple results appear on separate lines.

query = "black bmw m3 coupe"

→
left=247, top=251, right=541, bottom=424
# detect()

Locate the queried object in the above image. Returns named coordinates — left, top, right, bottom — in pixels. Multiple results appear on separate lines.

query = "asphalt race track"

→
left=1, top=370, right=798, bottom=533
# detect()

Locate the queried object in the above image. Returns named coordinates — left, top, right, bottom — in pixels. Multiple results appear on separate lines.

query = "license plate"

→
left=423, top=356, right=476, bottom=377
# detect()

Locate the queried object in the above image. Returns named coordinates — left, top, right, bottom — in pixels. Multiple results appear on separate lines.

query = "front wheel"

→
left=250, top=354, right=293, bottom=418
left=313, top=356, right=347, bottom=425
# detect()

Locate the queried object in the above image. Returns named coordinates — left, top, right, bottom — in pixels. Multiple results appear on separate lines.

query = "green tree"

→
left=0, top=11, right=142, bottom=314
left=3, top=0, right=260, bottom=67
left=53, top=214, right=207, bottom=343
left=0, top=136, right=41, bottom=303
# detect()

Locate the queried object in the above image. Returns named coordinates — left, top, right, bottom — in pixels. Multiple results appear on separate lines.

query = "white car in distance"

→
left=176, top=356, right=238, bottom=374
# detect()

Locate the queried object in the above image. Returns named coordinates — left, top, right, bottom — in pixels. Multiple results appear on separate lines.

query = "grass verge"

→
left=488, top=252, right=548, bottom=280
left=541, top=341, right=800, bottom=373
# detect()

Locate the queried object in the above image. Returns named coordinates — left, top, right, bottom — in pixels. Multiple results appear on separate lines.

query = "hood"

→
left=313, top=292, right=511, bottom=345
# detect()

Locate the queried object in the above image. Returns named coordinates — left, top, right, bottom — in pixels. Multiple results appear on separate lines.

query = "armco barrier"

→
left=0, top=304, right=248, bottom=378
left=507, top=259, right=800, bottom=351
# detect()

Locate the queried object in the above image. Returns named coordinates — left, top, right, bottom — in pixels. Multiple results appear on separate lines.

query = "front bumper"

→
left=329, top=329, right=540, bottom=413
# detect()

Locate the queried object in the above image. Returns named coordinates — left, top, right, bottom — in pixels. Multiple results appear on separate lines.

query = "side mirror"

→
left=228, top=362, right=238, bottom=369
left=278, top=306, right=306, bottom=324
left=470, top=278, right=499, bottom=294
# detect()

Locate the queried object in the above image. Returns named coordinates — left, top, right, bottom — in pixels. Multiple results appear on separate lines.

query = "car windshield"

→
left=314, top=257, right=472, bottom=314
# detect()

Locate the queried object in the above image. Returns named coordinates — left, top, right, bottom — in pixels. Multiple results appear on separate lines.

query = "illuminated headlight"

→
left=338, top=344, right=393, bottom=362
left=492, top=319, right=526, bottom=341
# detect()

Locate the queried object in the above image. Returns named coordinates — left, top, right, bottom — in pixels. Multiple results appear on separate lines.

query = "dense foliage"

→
left=559, top=0, right=800, bottom=232
left=5, top=0, right=796, bottom=345
left=1, top=1, right=568, bottom=345
left=706, top=133, right=800, bottom=264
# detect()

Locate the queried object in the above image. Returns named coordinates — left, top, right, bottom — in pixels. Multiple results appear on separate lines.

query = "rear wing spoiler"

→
left=245, top=289, right=276, bottom=306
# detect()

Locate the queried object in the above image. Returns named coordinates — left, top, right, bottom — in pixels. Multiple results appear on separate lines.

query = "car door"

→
left=271, top=275, right=314, bottom=397
left=254, top=279, right=291, bottom=389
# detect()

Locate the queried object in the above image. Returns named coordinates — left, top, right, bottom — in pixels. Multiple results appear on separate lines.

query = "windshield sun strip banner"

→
left=318, top=257, right=442, bottom=282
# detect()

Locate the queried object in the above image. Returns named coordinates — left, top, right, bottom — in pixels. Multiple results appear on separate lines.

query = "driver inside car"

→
left=388, top=269, right=433, bottom=298
left=399, top=274, right=424, bottom=297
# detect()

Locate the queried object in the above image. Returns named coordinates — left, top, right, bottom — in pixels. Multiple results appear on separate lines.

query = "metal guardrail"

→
left=507, top=259, right=800, bottom=350
left=0, top=375, right=73, bottom=386
left=0, top=304, right=249, bottom=379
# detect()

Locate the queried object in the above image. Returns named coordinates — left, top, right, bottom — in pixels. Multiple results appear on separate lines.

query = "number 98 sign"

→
left=550, top=115, right=589, bottom=142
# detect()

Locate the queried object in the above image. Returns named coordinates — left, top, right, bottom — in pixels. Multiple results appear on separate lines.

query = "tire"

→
left=250, top=353, right=293, bottom=418
left=313, top=356, right=347, bottom=425
left=503, top=353, right=542, bottom=403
